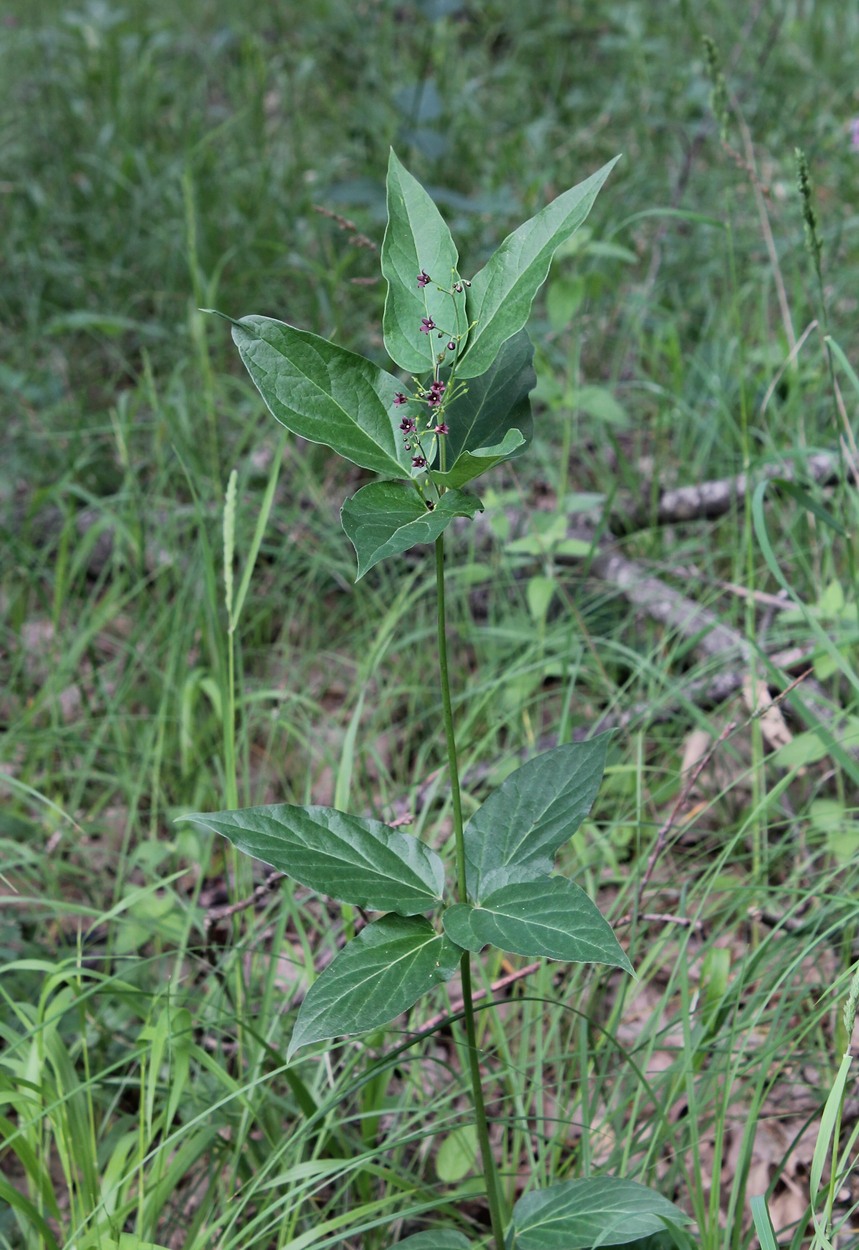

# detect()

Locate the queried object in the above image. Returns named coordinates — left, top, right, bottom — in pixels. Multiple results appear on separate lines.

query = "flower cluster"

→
left=386, top=268, right=469, bottom=474
left=392, top=374, right=452, bottom=472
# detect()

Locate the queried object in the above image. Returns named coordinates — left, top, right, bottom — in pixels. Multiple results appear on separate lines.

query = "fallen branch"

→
left=608, top=449, right=852, bottom=535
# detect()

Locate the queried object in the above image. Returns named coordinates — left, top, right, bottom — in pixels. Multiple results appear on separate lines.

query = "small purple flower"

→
left=412, top=455, right=427, bottom=468
left=434, top=423, right=449, bottom=435
left=399, top=416, right=415, bottom=432
left=447, top=341, right=456, bottom=351
left=427, top=379, right=446, bottom=407
left=393, top=392, right=408, bottom=406
left=417, top=270, right=431, bottom=287
left=453, top=282, right=463, bottom=293
left=419, top=317, right=435, bottom=334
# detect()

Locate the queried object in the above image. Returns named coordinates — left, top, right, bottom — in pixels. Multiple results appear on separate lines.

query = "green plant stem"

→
left=434, top=534, right=507, bottom=1250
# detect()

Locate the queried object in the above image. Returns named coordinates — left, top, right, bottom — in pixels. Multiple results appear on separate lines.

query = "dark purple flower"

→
left=419, top=317, right=435, bottom=334
left=447, top=341, right=456, bottom=351
left=393, top=392, right=408, bottom=406
left=399, top=417, right=415, bottom=432
left=417, top=270, right=431, bottom=287
left=412, top=455, right=427, bottom=468
left=427, top=379, right=446, bottom=407
left=434, top=422, right=449, bottom=435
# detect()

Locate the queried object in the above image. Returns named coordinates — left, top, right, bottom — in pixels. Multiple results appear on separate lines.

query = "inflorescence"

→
left=391, top=269, right=471, bottom=494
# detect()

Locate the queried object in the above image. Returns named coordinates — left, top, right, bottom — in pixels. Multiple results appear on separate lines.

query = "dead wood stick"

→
left=608, top=450, right=852, bottom=535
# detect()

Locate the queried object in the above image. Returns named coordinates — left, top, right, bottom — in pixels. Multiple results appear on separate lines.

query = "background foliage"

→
left=2, top=2, right=859, bottom=1248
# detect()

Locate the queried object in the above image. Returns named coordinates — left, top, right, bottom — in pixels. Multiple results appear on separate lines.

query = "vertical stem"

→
left=434, top=534, right=507, bottom=1250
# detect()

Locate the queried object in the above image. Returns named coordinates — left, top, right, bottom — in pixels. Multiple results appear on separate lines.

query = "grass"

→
left=3, top=0, right=859, bottom=1247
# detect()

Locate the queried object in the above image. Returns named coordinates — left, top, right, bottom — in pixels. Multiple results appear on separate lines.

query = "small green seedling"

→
left=180, top=150, right=688, bottom=1250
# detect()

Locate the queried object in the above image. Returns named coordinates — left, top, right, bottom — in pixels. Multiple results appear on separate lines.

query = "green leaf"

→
left=341, top=482, right=483, bottom=580
left=433, top=329, right=535, bottom=488
left=231, top=315, right=415, bottom=478
left=382, top=150, right=468, bottom=373
left=457, top=157, right=621, bottom=378
left=179, top=805, right=444, bottom=915
left=750, top=1196, right=779, bottom=1250
left=768, top=478, right=847, bottom=536
left=393, top=1233, right=471, bottom=1249
left=435, top=1124, right=478, bottom=1182
left=574, top=384, right=629, bottom=428
left=442, top=875, right=631, bottom=971
left=463, top=737, right=609, bottom=900
left=513, top=1176, right=690, bottom=1250
left=432, top=428, right=526, bottom=489
left=289, top=915, right=463, bottom=1058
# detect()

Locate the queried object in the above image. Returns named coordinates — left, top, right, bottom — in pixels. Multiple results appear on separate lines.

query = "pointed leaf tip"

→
left=464, top=736, right=611, bottom=900
left=201, top=308, right=246, bottom=328
left=230, top=315, right=416, bottom=478
left=458, top=156, right=621, bottom=378
left=181, top=803, right=445, bottom=915
left=382, top=152, right=466, bottom=374
left=443, top=875, right=632, bottom=972
left=288, top=916, right=463, bottom=1057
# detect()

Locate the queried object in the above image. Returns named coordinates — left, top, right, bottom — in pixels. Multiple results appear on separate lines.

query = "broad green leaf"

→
left=179, top=805, right=444, bottom=915
left=513, top=1176, right=690, bottom=1250
left=463, top=737, right=609, bottom=900
left=442, top=875, right=631, bottom=971
left=341, top=481, right=483, bottom=580
left=382, top=150, right=468, bottom=373
left=433, top=329, right=535, bottom=488
left=393, top=1233, right=471, bottom=1249
left=431, top=428, right=526, bottom=490
left=435, top=1124, right=478, bottom=1182
left=231, top=315, right=415, bottom=478
left=457, top=156, right=621, bottom=378
left=288, top=915, right=463, bottom=1058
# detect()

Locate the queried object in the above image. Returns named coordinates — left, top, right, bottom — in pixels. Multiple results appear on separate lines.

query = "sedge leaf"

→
left=513, top=1176, right=689, bottom=1250
left=463, top=737, right=609, bottom=900
left=442, top=875, right=631, bottom=971
left=382, top=150, right=468, bottom=373
left=289, top=915, right=463, bottom=1058
left=341, top=482, right=483, bottom=579
left=179, top=805, right=444, bottom=915
left=231, top=315, right=416, bottom=478
left=457, top=157, right=620, bottom=378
